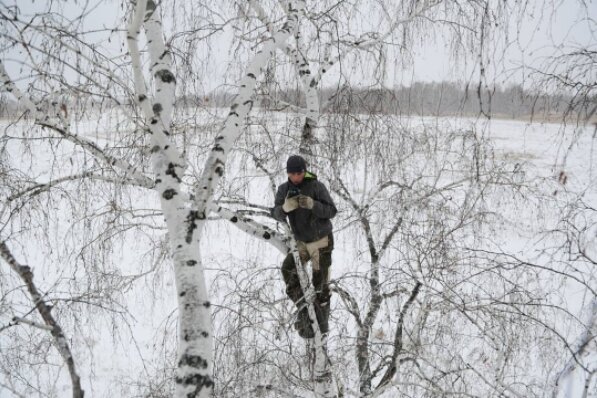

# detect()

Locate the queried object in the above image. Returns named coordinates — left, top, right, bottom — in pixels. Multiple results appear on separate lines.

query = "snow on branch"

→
left=0, top=61, right=153, bottom=188
left=313, top=0, right=441, bottom=88
left=3, top=171, right=153, bottom=218
left=208, top=203, right=290, bottom=254
left=0, top=241, right=84, bottom=398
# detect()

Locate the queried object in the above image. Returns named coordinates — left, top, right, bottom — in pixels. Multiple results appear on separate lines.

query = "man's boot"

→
left=294, top=308, right=314, bottom=338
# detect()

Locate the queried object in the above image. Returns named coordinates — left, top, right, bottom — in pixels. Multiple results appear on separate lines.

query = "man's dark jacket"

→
left=272, top=172, right=337, bottom=243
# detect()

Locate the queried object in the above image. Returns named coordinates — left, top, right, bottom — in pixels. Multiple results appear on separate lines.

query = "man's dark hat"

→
left=286, top=155, right=306, bottom=173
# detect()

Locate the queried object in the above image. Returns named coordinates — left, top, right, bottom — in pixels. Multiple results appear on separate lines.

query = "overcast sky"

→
left=4, top=0, right=596, bottom=93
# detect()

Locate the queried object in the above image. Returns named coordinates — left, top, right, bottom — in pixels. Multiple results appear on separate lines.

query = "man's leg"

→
left=281, top=249, right=314, bottom=338
left=281, top=253, right=305, bottom=304
left=312, top=234, right=333, bottom=335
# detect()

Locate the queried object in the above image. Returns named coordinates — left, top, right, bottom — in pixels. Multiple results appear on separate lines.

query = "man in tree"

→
left=273, top=155, right=337, bottom=338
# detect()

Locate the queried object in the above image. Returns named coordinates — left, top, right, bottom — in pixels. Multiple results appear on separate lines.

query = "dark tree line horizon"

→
left=2, top=81, right=590, bottom=122
left=195, top=81, right=591, bottom=121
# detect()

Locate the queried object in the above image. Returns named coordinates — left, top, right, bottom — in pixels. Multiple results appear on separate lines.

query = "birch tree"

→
left=1, top=0, right=594, bottom=397
left=1, top=0, right=304, bottom=396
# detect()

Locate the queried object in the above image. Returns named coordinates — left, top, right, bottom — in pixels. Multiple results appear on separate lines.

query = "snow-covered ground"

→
left=0, top=114, right=595, bottom=397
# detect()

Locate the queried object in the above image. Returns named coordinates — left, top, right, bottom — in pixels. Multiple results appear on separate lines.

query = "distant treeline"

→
left=1, top=82, right=574, bottom=119
left=180, top=82, right=572, bottom=119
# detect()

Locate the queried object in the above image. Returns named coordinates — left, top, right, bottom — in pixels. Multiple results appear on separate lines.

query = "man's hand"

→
left=298, top=195, right=314, bottom=209
left=283, top=195, right=299, bottom=212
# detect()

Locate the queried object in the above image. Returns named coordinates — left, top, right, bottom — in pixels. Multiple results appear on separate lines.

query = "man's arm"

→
left=311, top=182, right=337, bottom=219
left=272, top=184, right=288, bottom=222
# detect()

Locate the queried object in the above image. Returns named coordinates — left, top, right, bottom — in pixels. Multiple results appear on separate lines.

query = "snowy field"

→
left=1, top=113, right=595, bottom=397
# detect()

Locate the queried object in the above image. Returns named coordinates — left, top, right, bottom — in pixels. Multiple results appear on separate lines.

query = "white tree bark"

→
left=127, top=1, right=306, bottom=396
left=128, top=1, right=214, bottom=396
left=554, top=298, right=597, bottom=398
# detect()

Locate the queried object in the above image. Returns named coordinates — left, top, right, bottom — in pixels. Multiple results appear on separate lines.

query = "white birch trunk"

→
left=554, top=298, right=597, bottom=398
left=128, top=1, right=306, bottom=396
left=127, top=1, right=214, bottom=396
left=289, top=243, right=337, bottom=398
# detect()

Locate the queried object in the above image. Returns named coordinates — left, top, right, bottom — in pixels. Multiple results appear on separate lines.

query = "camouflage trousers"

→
left=282, top=234, right=333, bottom=337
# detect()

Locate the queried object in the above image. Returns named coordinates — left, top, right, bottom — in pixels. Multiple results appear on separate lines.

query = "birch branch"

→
left=7, top=172, right=153, bottom=203
left=193, top=1, right=306, bottom=223
left=0, top=61, right=153, bottom=188
left=0, top=241, right=84, bottom=398
left=313, top=1, right=441, bottom=87
left=208, top=203, right=290, bottom=254
left=375, top=281, right=422, bottom=391
left=9, top=316, right=55, bottom=331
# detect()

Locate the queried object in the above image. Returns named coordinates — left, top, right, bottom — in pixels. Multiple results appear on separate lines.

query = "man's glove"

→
left=283, top=195, right=299, bottom=212
left=298, top=195, right=314, bottom=209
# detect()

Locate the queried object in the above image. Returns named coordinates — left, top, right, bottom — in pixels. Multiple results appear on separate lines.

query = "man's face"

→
left=288, top=171, right=305, bottom=185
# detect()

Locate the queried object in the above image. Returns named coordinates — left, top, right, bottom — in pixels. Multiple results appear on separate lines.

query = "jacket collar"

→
left=287, top=171, right=317, bottom=187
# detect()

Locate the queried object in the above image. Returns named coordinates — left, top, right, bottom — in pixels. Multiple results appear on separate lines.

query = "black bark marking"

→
left=179, top=354, right=209, bottom=369
left=163, top=130, right=170, bottom=136
left=185, top=211, right=199, bottom=243
left=310, top=80, right=317, bottom=88
left=150, top=118, right=158, bottom=125
left=203, top=301, right=211, bottom=308
left=230, top=216, right=238, bottom=223
left=155, top=178, right=162, bottom=184
left=201, top=331, right=209, bottom=338
left=155, top=69, right=175, bottom=83
left=166, top=162, right=181, bottom=183
left=163, top=189, right=177, bottom=199
left=175, top=374, right=214, bottom=396
left=180, top=291, right=186, bottom=297
left=138, top=94, right=147, bottom=102
left=186, top=260, right=197, bottom=266
left=213, top=145, right=224, bottom=153
left=151, top=145, right=160, bottom=153
left=247, top=73, right=256, bottom=79
left=263, top=232, right=271, bottom=240
left=153, top=103, right=163, bottom=114
left=215, top=167, right=223, bottom=176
